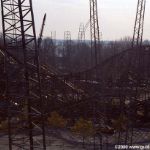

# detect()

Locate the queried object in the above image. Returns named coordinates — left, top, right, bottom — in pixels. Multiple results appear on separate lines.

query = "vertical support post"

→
left=1, top=0, right=46, bottom=149
left=63, top=31, right=71, bottom=71
left=132, top=0, right=146, bottom=48
left=89, top=0, right=100, bottom=67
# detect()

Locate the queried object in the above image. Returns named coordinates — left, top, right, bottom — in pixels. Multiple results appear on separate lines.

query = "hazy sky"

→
left=1, top=0, right=150, bottom=40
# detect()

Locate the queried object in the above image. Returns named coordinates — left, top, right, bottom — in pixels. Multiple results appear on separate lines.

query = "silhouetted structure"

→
left=0, top=0, right=150, bottom=149
left=90, top=0, right=100, bottom=66
left=1, top=0, right=46, bottom=149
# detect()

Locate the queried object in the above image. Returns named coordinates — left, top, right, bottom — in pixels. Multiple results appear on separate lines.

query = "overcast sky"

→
left=1, top=0, right=150, bottom=40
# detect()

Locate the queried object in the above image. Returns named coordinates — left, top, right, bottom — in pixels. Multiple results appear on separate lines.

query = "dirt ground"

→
left=0, top=128, right=150, bottom=150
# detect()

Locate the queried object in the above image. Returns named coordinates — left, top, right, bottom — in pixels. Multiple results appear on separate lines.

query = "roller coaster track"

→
left=1, top=44, right=150, bottom=146
left=0, top=47, right=85, bottom=97
left=1, top=45, right=150, bottom=111
left=63, top=45, right=150, bottom=82
left=1, top=45, right=150, bottom=97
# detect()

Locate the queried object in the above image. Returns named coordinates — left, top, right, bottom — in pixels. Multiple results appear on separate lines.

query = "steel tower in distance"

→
left=132, top=0, right=146, bottom=47
left=89, top=0, right=100, bottom=67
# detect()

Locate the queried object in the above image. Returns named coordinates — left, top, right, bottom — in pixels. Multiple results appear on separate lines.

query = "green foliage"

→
left=48, top=111, right=67, bottom=129
left=71, top=118, right=95, bottom=137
